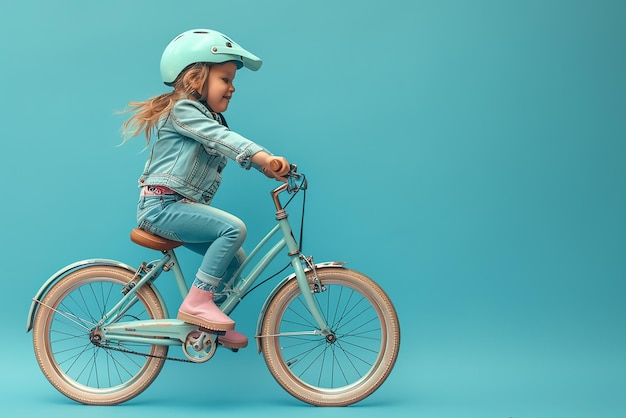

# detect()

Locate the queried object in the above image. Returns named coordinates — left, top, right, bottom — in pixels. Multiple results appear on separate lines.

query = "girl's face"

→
left=206, top=62, right=237, bottom=113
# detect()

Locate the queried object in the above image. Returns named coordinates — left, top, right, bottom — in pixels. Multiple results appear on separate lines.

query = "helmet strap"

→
left=198, top=99, right=229, bottom=129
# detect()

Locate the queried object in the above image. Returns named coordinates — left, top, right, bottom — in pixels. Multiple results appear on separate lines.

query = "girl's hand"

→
left=253, top=151, right=290, bottom=181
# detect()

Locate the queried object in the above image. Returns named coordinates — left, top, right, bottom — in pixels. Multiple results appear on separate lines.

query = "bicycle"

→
left=26, top=165, right=400, bottom=407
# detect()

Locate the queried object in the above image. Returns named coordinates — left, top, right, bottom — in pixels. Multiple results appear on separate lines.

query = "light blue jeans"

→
left=137, top=193, right=246, bottom=289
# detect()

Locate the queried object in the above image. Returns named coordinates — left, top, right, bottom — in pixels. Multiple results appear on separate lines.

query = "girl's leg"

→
left=186, top=245, right=245, bottom=299
left=140, top=197, right=246, bottom=282
left=182, top=245, right=248, bottom=348
left=138, top=195, right=245, bottom=331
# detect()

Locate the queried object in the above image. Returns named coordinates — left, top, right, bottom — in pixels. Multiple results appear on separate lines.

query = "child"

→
left=122, top=29, right=289, bottom=348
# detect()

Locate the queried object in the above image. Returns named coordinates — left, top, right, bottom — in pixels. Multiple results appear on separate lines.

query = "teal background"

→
left=1, top=0, right=624, bottom=417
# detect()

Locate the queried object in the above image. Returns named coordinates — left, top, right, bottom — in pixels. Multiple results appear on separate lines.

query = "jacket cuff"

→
left=236, top=144, right=265, bottom=169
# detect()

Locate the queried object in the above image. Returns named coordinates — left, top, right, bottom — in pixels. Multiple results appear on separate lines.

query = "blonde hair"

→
left=122, top=63, right=210, bottom=145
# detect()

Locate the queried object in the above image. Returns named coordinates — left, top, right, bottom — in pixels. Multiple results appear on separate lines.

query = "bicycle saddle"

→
left=130, top=228, right=183, bottom=251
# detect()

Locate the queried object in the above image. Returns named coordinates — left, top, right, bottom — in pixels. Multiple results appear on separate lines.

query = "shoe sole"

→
left=217, top=337, right=248, bottom=349
left=177, top=311, right=235, bottom=332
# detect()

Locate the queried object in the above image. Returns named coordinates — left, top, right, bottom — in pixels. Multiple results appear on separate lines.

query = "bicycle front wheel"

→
left=260, top=267, right=400, bottom=406
left=32, top=265, right=167, bottom=405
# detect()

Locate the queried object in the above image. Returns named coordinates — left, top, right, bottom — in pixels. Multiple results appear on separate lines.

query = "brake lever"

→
left=286, top=164, right=304, bottom=193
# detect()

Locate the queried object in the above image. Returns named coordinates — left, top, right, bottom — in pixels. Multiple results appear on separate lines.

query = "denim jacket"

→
left=139, top=99, right=265, bottom=203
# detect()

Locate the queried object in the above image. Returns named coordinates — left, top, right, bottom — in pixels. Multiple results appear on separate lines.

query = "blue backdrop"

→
left=1, top=1, right=624, bottom=417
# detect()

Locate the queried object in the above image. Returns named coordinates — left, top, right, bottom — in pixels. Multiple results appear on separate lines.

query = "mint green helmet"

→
left=160, top=29, right=262, bottom=85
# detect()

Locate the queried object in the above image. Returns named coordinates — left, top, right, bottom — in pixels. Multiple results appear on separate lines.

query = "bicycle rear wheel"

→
left=32, top=265, right=167, bottom=405
left=260, top=267, right=400, bottom=406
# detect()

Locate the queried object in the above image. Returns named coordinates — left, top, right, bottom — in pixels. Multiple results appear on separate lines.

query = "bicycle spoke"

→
left=34, top=299, right=94, bottom=331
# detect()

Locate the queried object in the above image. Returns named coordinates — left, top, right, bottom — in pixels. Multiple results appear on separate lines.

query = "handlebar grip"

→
left=269, top=159, right=288, bottom=173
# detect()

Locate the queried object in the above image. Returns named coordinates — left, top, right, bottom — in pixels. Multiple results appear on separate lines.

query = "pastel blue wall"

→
left=1, top=1, right=624, bottom=417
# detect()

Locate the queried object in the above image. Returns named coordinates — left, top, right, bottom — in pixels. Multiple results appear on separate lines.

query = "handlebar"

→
left=269, top=163, right=306, bottom=212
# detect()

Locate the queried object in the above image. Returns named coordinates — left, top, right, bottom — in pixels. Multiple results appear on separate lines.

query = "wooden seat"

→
left=130, top=228, right=183, bottom=251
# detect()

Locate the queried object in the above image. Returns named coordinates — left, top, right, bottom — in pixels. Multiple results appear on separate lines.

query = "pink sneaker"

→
left=218, top=330, right=248, bottom=349
left=177, top=286, right=235, bottom=332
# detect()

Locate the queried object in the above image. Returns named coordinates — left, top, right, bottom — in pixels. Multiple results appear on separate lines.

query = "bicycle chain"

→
left=95, top=341, right=194, bottom=363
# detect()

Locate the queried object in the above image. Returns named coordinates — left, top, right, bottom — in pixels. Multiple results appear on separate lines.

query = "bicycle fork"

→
left=275, top=212, right=331, bottom=335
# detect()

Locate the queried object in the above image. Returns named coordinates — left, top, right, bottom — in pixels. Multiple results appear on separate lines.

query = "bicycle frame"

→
left=27, top=168, right=400, bottom=407
left=27, top=179, right=332, bottom=349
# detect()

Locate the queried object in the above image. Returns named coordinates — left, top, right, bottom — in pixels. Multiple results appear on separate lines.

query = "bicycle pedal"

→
left=198, top=327, right=226, bottom=336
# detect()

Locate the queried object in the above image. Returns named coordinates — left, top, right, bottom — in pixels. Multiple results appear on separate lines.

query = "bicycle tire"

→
left=32, top=265, right=167, bottom=405
left=260, top=267, right=400, bottom=406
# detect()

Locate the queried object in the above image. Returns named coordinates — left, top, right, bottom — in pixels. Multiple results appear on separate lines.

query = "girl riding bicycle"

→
left=122, top=29, right=290, bottom=348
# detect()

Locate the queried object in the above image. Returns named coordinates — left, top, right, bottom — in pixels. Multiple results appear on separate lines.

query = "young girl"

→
left=122, top=29, right=289, bottom=348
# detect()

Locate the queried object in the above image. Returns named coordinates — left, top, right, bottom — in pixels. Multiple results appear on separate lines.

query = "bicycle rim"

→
left=261, top=268, right=400, bottom=406
left=32, top=265, right=168, bottom=405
